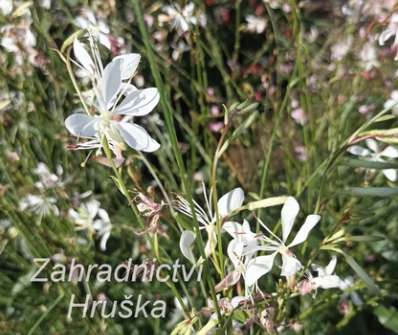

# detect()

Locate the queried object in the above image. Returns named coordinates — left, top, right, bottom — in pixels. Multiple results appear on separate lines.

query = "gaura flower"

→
left=215, top=220, right=258, bottom=291
left=331, top=36, right=353, bottom=61
left=177, top=187, right=244, bottom=262
left=68, top=199, right=112, bottom=251
left=245, top=15, right=267, bottom=34
left=348, top=139, right=398, bottom=181
left=291, top=99, right=307, bottom=125
left=19, top=194, right=59, bottom=217
left=244, top=197, right=320, bottom=287
left=74, top=9, right=112, bottom=50
left=298, top=256, right=344, bottom=295
left=310, top=256, right=343, bottom=289
left=65, top=37, right=160, bottom=156
left=359, top=41, right=379, bottom=71
left=160, top=3, right=206, bottom=34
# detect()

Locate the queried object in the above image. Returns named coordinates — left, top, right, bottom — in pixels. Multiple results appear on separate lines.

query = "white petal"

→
left=384, top=99, right=396, bottom=111
left=312, top=275, right=342, bottom=289
left=179, top=19, right=190, bottom=33
left=222, top=220, right=254, bottom=241
left=115, top=88, right=160, bottom=116
left=84, top=10, right=97, bottom=25
left=217, top=187, right=244, bottom=218
left=281, top=197, right=299, bottom=242
left=244, top=238, right=260, bottom=260
left=244, top=254, right=276, bottom=287
left=102, top=58, right=122, bottom=105
left=98, top=21, right=110, bottom=34
left=116, top=122, right=160, bottom=152
left=98, top=33, right=111, bottom=50
left=227, top=239, right=244, bottom=269
left=0, top=0, right=12, bottom=15
left=288, top=214, right=320, bottom=248
left=204, top=224, right=217, bottom=257
left=120, top=83, right=138, bottom=95
left=383, top=169, right=398, bottom=181
left=280, top=254, right=302, bottom=277
left=366, top=139, right=379, bottom=153
left=65, top=114, right=97, bottom=138
left=380, top=146, right=398, bottom=159
left=183, top=3, right=195, bottom=15
left=325, top=255, right=337, bottom=275
left=242, top=219, right=252, bottom=233
left=114, top=54, right=141, bottom=80
left=73, top=39, right=94, bottom=73
left=99, top=231, right=111, bottom=251
left=347, top=145, right=371, bottom=157
left=338, top=277, right=353, bottom=290
left=179, top=230, right=196, bottom=263
left=86, top=199, right=100, bottom=218
left=74, top=16, right=89, bottom=29
left=97, top=208, right=110, bottom=223
left=222, top=221, right=242, bottom=238
left=379, top=28, right=395, bottom=46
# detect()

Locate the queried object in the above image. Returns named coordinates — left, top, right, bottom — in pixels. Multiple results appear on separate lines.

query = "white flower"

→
left=161, top=3, right=205, bottom=33
left=310, top=256, right=343, bottom=290
left=68, top=199, right=112, bottom=251
left=65, top=37, right=160, bottom=154
left=215, top=220, right=258, bottom=290
left=359, top=41, right=379, bottom=70
left=348, top=139, right=398, bottom=181
left=39, top=0, right=51, bottom=9
left=33, top=162, right=64, bottom=190
left=384, top=90, right=398, bottom=114
left=331, top=36, right=353, bottom=61
left=74, top=9, right=111, bottom=49
left=246, top=15, right=267, bottom=34
left=379, top=13, right=398, bottom=60
left=177, top=187, right=244, bottom=261
left=19, top=194, right=59, bottom=217
left=171, top=40, right=190, bottom=61
left=244, top=197, right=320, bottom=287
left=298, top=256, right=352, bottom=295
left=0, top=0, right=12, bottom=15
